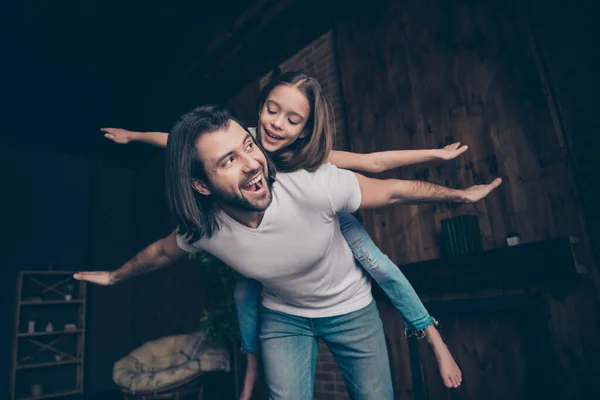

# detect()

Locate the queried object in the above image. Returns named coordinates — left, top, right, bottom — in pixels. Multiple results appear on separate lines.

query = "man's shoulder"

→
left=175, top=213, right=228, bottom=251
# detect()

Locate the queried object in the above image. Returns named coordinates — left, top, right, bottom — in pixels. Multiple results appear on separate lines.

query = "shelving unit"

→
left=11, top=271, right=87, bottom=400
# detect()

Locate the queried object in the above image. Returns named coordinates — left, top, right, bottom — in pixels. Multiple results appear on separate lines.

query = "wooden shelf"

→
left=11, top=270, right=87, bottom=400
left=18, top=330, right=82, bottom=337
left=20, top=300, right=84, bottom=305
left=16, top=359, right=83, bottom=370
left=17, top=389, right=81, bottom=400
left=394, top=237, right=583, bottom=300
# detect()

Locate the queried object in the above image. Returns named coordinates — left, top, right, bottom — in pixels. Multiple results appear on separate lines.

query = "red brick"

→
left=313, top=381, right=326, bottom=393
left=315, top=394, right=336, bottom=400
left=323, top=382, right=336, bottom=392
left=322, top=363, right=341, bottom=372
left=335, top=382, right=348, bottom=392
left=315, top=372, right=335, bottom=382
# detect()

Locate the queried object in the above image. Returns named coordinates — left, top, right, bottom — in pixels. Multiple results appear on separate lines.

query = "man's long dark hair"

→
left=165, top=104, right=277, bottom=243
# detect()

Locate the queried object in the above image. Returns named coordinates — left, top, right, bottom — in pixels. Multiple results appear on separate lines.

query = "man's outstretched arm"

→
left=73, top=230, right=187, bottom=285
left=354, top=172, right=502, bottom=209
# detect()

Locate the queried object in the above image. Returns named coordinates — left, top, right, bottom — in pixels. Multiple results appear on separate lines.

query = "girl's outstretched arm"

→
left=328, top=142, right=468, bottom=173
left=102, top=127, right=169, bottom=148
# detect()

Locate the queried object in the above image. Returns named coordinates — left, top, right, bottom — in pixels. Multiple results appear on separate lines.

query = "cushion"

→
left=113, top=331, right=230, bottom=394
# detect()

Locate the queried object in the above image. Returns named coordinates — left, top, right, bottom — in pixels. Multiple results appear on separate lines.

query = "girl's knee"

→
left=234, top=278, right=261, bottom=305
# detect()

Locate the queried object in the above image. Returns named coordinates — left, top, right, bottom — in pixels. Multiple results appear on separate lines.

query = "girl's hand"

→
left=102, top=127, right=137, bottom=144
left=437, top=142, right=468, bottom=161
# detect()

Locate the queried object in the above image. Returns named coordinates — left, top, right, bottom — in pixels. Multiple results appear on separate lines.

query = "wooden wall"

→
left=335, top=0, right=600, bottom=398
left=525, top=0, right=600, bottom=264
left=335, top=0, right=592, bottom=268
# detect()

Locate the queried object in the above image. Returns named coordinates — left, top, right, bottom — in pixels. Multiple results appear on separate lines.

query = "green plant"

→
left=189, top=251, right=240, bottom=346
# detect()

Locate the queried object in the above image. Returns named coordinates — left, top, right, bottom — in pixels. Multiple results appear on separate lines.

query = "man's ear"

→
left=192, top=179, right=211, bottom=196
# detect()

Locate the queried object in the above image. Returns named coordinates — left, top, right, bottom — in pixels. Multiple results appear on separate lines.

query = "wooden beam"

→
left=396, top=237, right=581, bottom=299
left=202, top=0, right=292, bottom=57
left=193, top=0, right=341, bottom=100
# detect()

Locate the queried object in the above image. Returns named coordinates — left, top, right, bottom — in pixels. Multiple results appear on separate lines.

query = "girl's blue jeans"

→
left=233, top=211, right=435, bottom=354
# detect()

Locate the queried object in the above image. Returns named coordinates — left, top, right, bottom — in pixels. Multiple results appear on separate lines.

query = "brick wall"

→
left=227, top=29, right=351, bottom=399
left=314, top=341, right=350, bottom=400
left=259, top=30, right=351, bottom=399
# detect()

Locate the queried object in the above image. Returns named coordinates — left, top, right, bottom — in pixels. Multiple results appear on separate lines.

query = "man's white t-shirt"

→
left=176, top=163, right=373, bottom=318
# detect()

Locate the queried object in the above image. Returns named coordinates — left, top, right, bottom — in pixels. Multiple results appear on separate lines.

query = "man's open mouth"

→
left=242, top=173, right=264, bottom=192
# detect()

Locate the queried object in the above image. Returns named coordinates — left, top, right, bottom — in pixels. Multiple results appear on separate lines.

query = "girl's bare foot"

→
left=424, top=325, right=463, bottom=388
left=239, top=353, right=259, bottom=400
left=434, top=342, right=462, bottom=388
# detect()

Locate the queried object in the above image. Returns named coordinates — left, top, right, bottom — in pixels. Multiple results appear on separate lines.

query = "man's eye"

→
left=245, top=142, right=254, bottom=151
left=223, top=157, right=234, bottom=167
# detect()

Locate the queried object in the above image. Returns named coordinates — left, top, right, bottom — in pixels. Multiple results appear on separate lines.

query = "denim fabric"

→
left=260, top=301, right=393, bottom=399
left=233, top=276, right=262, bottom=354
left=337, top=212, right=435, bottom=334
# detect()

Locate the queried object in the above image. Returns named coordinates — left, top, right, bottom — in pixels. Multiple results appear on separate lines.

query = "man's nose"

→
left=241, top=151, right=261, bottom=171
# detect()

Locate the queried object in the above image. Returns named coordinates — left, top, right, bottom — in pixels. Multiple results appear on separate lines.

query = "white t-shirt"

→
left=176, top=163, right=373, bottom=318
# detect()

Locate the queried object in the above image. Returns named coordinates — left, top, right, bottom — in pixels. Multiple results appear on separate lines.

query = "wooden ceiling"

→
left=4, top=0, right=339, bottom=156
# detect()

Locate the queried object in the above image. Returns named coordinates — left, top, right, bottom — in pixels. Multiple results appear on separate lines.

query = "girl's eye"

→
left=267, top=108, right=276, bottom=115
left=288, top=119, right=299, bottom=126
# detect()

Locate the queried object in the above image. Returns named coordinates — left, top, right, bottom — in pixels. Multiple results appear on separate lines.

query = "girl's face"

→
left=258, top=84, right=311, bottom=153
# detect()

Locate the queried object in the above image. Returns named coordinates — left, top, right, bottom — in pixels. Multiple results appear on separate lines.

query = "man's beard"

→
left=210, top=167, right=274, bottom=212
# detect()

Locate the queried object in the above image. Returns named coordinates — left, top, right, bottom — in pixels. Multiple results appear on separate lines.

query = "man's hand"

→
left=73, top=231, right=186, bottom=286
left=436, top=142, right=469, bottom=161
left=102, top=127, right=136, bottom=144
left=73, top=271, right=114, bottom=286
left=459, top=178, right=503, bottom=203
left=356, top=172, right=503, bottom=208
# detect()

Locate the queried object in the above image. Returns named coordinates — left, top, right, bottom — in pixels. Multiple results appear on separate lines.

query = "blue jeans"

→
left=234, top=211, right=435, bottom=354
left=260, top=301, right=393, bottom=399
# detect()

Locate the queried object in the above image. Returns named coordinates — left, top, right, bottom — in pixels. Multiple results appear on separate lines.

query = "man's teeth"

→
left=245, top=175, right=262, bottom=187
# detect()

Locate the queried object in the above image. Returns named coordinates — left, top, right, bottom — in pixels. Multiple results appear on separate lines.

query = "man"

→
left=75, top=105, right=501, bottom=399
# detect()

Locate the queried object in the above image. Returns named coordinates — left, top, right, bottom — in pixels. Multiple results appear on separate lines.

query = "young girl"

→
left=104, top=71, right=465, bottom=397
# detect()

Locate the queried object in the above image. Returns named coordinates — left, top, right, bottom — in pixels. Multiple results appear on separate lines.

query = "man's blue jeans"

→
left=233, top=212, right=434, bottom=354
left=260, top=300, right=393, bottom=399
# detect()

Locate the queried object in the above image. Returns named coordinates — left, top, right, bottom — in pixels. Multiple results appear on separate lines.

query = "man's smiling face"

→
left=193, top=120, right=273, bottom=212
